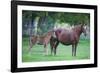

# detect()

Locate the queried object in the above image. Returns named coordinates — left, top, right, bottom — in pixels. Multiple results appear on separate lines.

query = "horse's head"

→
left=81, top=24, right=88, bottom=36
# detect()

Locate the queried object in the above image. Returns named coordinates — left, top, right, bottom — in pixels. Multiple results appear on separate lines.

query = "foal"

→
left=28, top=31, right=54, bottom=55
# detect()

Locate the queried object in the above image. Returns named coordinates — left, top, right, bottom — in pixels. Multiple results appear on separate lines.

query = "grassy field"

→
left=22, top=37, right=90, bottom=62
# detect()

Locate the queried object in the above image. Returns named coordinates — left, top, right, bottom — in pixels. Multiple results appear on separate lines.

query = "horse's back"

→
left=30, top=35, right=38, bottom=44
left=55, top=28, right=77, bottom=44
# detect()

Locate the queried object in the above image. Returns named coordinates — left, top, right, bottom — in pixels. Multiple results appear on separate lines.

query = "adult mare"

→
left=50, top=24, right=87, bottom=56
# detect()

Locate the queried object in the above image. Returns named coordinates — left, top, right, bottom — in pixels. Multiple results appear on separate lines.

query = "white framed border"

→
left=17, top=5, right=94, bottom=68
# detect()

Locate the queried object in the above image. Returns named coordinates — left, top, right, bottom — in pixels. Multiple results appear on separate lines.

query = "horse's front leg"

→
left=72, top=44, right=75, bottom=56
left=50, top=37, right=56, bottom=56
left=74, top=43, right=78, bottom=56
left=54, top=41, right=59, bottom=55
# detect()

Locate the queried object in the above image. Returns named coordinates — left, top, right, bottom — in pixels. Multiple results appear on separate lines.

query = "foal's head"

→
left=46, top=30, right=55, bottom=37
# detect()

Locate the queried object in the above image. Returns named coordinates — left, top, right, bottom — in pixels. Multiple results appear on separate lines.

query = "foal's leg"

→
left=28, top=42, right=34, bottom=54
left=28, top=37, right=35, bottom=54
left=44, top=44, right=48, bottom=56
left=28, top=37, right=32, bottom=53
left=29, top=44, right=34, bottom=54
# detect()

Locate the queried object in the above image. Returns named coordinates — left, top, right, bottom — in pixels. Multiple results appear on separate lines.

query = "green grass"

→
left=22, top=37, right=90, bottom=62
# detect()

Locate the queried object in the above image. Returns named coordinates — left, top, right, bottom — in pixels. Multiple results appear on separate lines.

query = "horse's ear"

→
left=81, top=23, right=86, bottom=27
left=80, top=24, right=84, bottom=27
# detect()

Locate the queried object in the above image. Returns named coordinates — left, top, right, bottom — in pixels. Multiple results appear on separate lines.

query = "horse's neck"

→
left=73, top=27, right=82, bottom=37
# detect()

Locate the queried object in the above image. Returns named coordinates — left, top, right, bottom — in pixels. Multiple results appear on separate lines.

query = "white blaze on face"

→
left=83, top=25, right=89, bottom=36
left=52, top=31, right=56, bottom=38
left=84, top=25, right=87, bottom=30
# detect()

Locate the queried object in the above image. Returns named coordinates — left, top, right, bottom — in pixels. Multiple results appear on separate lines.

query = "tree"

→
left=22, top=10, right=90, bottom=36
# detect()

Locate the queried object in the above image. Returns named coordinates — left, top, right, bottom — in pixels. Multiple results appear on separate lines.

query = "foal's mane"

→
left=38, top=30, right=53, bottom=38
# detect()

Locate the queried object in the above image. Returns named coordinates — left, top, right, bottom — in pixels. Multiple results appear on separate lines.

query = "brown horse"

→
left=50, top=24, right=87, bottom=56
left=28, top=31, right=54, bottom=55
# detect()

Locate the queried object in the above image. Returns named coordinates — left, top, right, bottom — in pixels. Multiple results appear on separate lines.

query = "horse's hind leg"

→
left=54, top=41, right=59, bottom=55
left=44, top=44, right=48, bottom=56
left=50, top=40, right=53, bottom=55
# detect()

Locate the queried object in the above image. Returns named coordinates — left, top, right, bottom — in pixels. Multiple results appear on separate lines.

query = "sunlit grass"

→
left=22, top=37, right=90, bottom=62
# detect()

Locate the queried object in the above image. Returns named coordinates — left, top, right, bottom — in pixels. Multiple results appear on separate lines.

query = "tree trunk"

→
left=33, top=16, right=40, bottom=35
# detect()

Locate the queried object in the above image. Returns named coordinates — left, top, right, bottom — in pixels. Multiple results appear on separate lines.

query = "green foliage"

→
left=22, top=10, right=90, bottom=35
left=23, top=10, right=90, bottom=25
